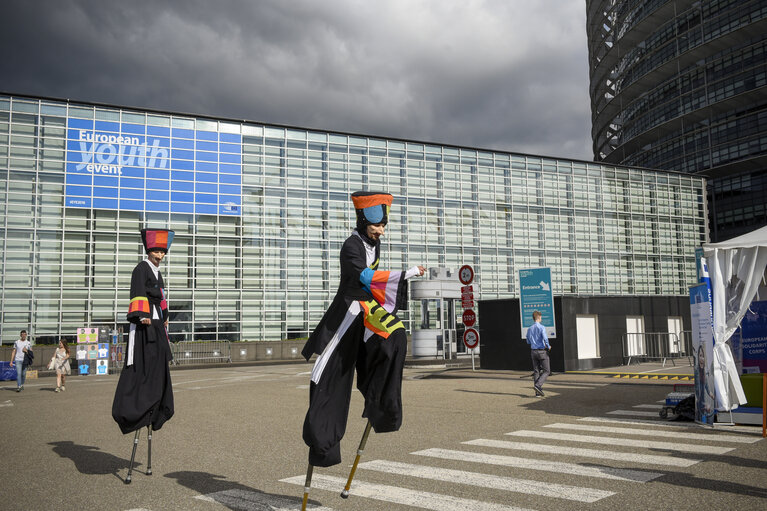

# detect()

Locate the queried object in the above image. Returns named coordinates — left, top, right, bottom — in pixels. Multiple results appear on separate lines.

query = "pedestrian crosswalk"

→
left=221, top=400, right=763, bottom=510
left=275, top=404, right=762, bottom=509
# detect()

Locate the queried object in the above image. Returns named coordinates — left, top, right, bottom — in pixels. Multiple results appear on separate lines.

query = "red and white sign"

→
left=461, top=285, right=473, bottom=294
left=463, top=328, right=479, bottom=350
left=462, top=309, right=476, bottom=327
left=459, top=265, right=474, bottom=285
left=461, top=300, right=475, bottom=309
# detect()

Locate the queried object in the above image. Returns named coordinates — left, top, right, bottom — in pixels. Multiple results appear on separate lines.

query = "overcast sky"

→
left=1, top=0, right=593, bottom=161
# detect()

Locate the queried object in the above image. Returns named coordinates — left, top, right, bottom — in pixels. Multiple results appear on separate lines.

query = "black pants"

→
left=303, top=324, right=407, bottom=467
left=531, top=349, right=550, bottom=388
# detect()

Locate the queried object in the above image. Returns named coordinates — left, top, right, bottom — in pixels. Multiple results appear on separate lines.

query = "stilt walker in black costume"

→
left=300, top=191, right=425, bottom=507
left=112, top=228, right=175, bottom=484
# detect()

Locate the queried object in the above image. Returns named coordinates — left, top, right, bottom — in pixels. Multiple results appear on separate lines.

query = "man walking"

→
left=526, top=310, right=551, bottom=396
left=9, top=330, right=31, bottom=392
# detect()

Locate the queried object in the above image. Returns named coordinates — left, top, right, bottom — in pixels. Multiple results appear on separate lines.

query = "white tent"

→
left=702, top=225, right=767, bottom=411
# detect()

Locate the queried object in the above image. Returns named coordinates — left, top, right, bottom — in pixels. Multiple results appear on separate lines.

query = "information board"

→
left=519, top=267, right=556, bottom=338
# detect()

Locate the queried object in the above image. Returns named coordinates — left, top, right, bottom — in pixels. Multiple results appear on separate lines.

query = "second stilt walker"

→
left=112, top=228, right=175, bottom=483
left=301, top=191, right=425, bottom=499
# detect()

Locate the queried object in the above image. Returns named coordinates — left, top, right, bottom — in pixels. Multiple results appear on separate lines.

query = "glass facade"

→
left=0, top=94, right=706, bottom=344
left=587, top=0, right=767, bottom=241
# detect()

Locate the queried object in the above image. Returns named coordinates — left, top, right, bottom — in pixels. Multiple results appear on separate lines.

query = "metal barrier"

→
left=171, top=341, right=232, bottom=365
left=678, top=330, right=694, bottom=366
left=622, top=332, right=692, bottom=367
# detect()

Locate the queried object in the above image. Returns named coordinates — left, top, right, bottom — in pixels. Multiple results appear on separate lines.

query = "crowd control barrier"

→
left=171, top=341, right=232, bottom=365
left=621, top=332, right=692, bottom=367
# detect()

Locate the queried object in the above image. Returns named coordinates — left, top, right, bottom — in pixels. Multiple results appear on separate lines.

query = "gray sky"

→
left=1, top=0, right=593, bottom=160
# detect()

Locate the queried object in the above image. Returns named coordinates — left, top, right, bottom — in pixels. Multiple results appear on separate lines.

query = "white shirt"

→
left=144, top=259, right=163, bottom=320
left=14, top=339, right=31, bottom=362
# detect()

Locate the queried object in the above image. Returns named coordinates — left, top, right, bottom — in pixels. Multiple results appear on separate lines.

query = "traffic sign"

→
left=462, top=309, right=476, bottom=327
left=461, top=300, right=474, bottom=309
left=459, top=265, right=474, bottom=285
left=463, top=328, right=479, bottom=349
left=461, top=285, right=473, bottom=294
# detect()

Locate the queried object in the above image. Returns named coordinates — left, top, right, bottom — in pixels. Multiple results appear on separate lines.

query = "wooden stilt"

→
left=125, top=429, right=141, bottom=484
left=301, top=464, right=313, bottom=511
left=340, top=421, right=373, bottom=498
left=146, top=424, right=153, bottom=475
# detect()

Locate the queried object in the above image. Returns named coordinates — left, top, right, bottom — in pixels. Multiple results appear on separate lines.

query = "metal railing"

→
left=622, top=332, right=693, bottom=367
left=171, top=341, right=232, bottom=365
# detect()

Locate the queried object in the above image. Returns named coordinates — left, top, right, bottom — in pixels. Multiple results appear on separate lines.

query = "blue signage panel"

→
left=690, top=283, right=716, bottom=425
left=519, top=267, right=556, bottom=339
left=65, top=118, right=242, bottom=215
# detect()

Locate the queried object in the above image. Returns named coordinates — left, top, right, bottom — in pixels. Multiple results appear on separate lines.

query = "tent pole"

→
left=762, top=372, right=766, bottom=438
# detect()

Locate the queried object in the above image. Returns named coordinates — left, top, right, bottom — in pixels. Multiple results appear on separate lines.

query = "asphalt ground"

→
left=1, top=364, right=765, bottom=511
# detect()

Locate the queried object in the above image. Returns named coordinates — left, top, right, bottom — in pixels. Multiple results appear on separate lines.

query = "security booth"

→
left=478, top=295, right=692, bottom=372
left=411, top=267, right=476, bottom=359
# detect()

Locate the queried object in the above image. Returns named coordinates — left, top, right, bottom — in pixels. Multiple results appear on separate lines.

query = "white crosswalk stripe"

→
left=357, top=459, right=615, bottom=503
left=195, top=489, right=334, bottom=510
left=632, top=404, right=663, bottom=409
left=412, top=448, right=663, bottom=482
left=606, top=409, right=662, bottom=417
left=578, top=416, right=763, bottom=434
left=545, top=422, right=762, bottom=443
left=463, top=438, right=700, bottom=467
left=505, top=430, right=735, bottom=454
left=280, top=474, right=535, bottom=511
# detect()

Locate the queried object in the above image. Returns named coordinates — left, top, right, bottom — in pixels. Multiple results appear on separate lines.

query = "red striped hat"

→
left=141, top=229, right=174, bottom=253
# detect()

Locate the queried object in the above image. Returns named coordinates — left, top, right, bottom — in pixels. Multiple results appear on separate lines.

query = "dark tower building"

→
left=586, top=0, right=767, bottom=241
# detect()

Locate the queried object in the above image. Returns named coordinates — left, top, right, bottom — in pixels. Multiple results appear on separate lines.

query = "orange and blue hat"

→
left=141, top=228, right=174, bottom=254
left=351, top=191, right=392, bottom=230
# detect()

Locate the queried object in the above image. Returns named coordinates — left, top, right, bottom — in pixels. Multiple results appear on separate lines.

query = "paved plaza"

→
left=1, top=363, right=765, bottom=510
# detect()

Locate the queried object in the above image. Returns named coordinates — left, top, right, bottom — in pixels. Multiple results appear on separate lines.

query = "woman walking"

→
left=51, top=339, right=71, bottom=392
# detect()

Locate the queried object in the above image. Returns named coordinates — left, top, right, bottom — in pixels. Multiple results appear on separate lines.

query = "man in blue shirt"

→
left=526, top=310, right=551, bottom=396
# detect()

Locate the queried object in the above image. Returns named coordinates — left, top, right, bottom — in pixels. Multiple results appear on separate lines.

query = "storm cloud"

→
left=1, top=0, right=593, bottom=160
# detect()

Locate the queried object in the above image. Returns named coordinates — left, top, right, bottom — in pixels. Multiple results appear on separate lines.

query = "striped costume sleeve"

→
left=126, top=263, right=151, bottom=323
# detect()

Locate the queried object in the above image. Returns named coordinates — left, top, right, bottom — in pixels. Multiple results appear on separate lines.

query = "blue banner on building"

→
left=65, top=118, right=242, bottom=215
left=519, top=267, right=556, bottom=339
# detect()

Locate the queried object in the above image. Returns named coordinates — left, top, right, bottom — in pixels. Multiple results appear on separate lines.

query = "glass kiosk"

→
left=411, top=268, right=475, bottom=358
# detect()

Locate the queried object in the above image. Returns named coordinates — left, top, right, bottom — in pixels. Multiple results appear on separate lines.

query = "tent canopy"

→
left=702, top=224, right=767, bottom=411
left=703, top=225, right=767, bottom=250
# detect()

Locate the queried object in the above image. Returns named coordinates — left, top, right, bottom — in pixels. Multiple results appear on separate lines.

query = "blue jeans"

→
left=15, top=363, right=27, bottom=388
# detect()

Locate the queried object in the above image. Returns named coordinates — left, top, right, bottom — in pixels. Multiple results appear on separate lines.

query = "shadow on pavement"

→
left=166, top=470, right=319, bottom=510
left=49, top=441, right=134, bottom=480
left=658, top=470, right=767, bottom=498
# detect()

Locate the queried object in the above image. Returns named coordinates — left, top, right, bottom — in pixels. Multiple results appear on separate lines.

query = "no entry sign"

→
left=463, top=328, right=479, bottom=350
left=462, top=309, right=476, bottom=327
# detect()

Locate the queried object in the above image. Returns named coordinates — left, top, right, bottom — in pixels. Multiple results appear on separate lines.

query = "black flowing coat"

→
left=302, top=232, right=409, bottom=467
left=112, top=260, right=174, bottom=434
